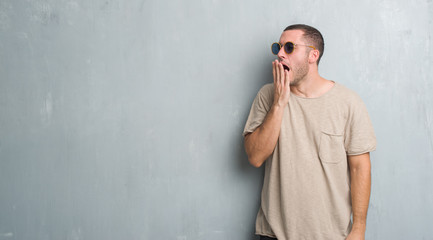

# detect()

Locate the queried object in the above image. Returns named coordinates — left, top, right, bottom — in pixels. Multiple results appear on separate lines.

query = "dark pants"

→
left=259, top=236, right=277, bottom=240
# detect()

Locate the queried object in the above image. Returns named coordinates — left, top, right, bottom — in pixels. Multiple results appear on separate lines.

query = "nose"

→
left=277, top=46, right=286, bottom=60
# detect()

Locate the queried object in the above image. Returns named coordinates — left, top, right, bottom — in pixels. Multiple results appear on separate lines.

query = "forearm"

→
left=244, top=104, right=285, bottom=167
left=244, top=60, right=291, bottom=168
left=349, top=155, right=371, bottom=232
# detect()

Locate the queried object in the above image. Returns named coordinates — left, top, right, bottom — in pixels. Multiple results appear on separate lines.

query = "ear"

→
left=308, top=49, right=320, bottom=64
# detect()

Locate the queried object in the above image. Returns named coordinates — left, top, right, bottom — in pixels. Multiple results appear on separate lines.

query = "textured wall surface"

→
left=1, top=0, right=432, bottom=239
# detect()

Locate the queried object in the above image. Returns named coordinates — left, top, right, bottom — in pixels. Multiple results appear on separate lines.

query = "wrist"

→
left=271, top=102, right=286, bottom=110
left=351, top=223, right=366, bottom=233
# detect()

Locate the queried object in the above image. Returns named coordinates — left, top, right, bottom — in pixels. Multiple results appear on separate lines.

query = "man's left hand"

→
left=346, top=231, right=365, bottom=240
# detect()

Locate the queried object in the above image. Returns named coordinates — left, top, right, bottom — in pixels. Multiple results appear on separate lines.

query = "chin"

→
left=289, top=79, right=300, bottom=86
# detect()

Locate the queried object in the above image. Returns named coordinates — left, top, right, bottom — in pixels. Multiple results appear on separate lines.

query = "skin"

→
left=346, top=153, right=371, bottom=240
left=244, top=29, right=371, bottom=239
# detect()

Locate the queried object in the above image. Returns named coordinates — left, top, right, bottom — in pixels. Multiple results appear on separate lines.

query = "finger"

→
left=279, top=62, right=285, bottom=86
left=272, top=61, right=277, bottom=85
left=285, top=70, right=290, bottom=86
left=275, top=61, right=281, bottom=85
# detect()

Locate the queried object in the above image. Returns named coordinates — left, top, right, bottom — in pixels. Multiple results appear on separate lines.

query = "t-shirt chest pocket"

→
left=319, top=131, right=347, bottom=164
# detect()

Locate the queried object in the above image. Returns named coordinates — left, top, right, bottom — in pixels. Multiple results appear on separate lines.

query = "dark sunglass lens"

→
left=271, top=43, right=280, bottom=55
left=284, top=42, right=294, bottom=54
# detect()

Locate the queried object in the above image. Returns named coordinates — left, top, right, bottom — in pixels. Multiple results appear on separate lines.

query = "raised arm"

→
left=244, top=60, right=292, bottom=167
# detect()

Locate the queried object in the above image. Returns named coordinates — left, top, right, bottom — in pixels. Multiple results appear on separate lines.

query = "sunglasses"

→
left=271, top=42, right=316, bottom=55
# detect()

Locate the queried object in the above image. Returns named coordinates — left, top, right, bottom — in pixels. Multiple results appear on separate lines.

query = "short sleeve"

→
left=344, top=95, right=377, bottom=155
left=242, top=84, right=273, bottom=137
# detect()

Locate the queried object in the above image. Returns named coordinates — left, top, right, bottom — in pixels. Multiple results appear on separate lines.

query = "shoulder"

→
left=333, top=82, right=364, bottom=105
left=256, top=83, right=274, bottom=100
left=332, top=83, right=370, bottom=119
left=258, top=83, right=274, bottom=94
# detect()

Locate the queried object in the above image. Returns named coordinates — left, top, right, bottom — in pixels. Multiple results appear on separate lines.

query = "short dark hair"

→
left=284, top=24, right=324, bottom=65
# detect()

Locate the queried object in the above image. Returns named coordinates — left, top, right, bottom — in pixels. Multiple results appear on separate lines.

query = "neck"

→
left=290, top=70, right=334, bottom=98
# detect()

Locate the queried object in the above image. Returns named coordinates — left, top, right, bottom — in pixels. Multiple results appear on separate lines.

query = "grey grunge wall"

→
left=0, top=0, right=432, bottom=239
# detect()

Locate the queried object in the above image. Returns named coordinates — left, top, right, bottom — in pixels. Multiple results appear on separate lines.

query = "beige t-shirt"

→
left=243, top=82, right=376, bottom=240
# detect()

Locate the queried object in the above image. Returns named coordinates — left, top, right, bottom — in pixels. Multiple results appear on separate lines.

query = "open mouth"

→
left=282, top=64, right=290, bottom=71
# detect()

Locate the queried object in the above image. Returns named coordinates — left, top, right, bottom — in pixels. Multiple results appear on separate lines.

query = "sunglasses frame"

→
left=271, top=42, right=316, bottom=55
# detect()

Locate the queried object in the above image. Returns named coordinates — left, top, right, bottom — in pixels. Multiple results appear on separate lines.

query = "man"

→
left=243, top=24, right=376, bottom=240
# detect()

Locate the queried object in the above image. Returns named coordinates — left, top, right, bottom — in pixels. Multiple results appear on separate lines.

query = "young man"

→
left=243, top=24, right=376, bottom=240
